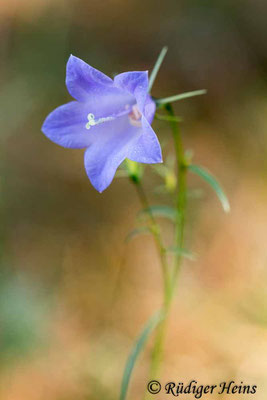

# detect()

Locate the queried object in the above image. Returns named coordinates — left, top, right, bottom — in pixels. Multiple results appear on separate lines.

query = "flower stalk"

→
left=132, top=179, right=170, bottom=300
left=165, top=103, right=188, bottom=287
left=144, top=103, right=188, bottom=397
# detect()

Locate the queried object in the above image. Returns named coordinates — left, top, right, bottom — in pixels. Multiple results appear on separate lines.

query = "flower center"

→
left=128, top=105, right=142, bottom=127
left=85, top=105, right=142, bottom=130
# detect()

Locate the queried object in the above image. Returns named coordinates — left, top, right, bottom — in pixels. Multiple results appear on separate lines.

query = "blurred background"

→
left=0, top=0, right=267, bottom=399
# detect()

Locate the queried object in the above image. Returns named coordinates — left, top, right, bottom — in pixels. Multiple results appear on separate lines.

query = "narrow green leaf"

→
left=189, top=164, right=230, bottom=213
left=125, top=226, right=151, bottom=243
left=148, top=46, right=168, bottom=92
left=119, top=311, right=163, bottom=400
left=155, top=113, right=183, bottom=123
left=139, top=205, right=177, bottom=221
left=167, top=246, right=197, bottom=261
left=156, top=89, right=207, bottom=106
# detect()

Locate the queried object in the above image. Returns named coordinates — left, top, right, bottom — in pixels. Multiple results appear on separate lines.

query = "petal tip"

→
left=68, top=54, right=77, bottom=61
left=67, top=54, right=75, bottom=65
left=66, top=54, right=80, bottom=73
left=89, top=180, right=109, bottom=194
left=41, top=114, right=50, bottom=135
left=154, top=156, right=163, bottom=164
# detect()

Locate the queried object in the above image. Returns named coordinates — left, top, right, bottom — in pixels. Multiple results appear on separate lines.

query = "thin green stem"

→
left=148, top=288, right=172, bottom=381
left=133, top=181, right=169, bottom=300
left=154, top=113, right=183, bottom=123
left=164, top=103, right=187, bottom=287
left=134, top=104, right=188, bottom=398
left=148, top=46, right=168, bottom=93
left=144, top=106, right=188, bottom=400
left=132, top=181, right=171, bottom=400
left=147, top=105, right=188, bottom=397
left=155, top=89, right=207, bottom=106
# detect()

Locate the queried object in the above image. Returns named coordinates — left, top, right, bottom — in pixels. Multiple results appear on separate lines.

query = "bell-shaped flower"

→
left=42, top=55, right=162, bottom=192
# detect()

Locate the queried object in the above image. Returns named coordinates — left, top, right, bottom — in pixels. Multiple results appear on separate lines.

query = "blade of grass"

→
left=155, top=113, right=183, bottom=123
left=166, top=246, right=197, bottom=261
left=126, top=226, right=151, bottom=243
left=189, top=164, right=230, bottom=213
left=155, top=89, right=207, bottom=106
left=148, top=46, right=168, bottom=92
left=119, top=310, right=163, bottom=400
left=138, top=205, right=177, bottom=222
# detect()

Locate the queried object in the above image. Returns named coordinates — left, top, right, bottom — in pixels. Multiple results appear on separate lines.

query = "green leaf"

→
left=155, top=113, right=183, bottom=123
left=119, top=311, right=163, bottom=400
left=148, top=46, right=168, bottom=92
left=155, top=89, right=207, bottom=106
left=125, top=227, right=151, bottom=243
left=189, top=164, right=230, bottom=213
left=166, top=246, right=197, bottom=261
left=139, top=205, right=177, bottom=222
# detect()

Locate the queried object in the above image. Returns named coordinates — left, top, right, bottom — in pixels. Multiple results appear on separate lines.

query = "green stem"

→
left=148, top=104, right=187, bottom=385
left=164, top=103, right=187, bottom=288
left=148, top=288, right=172, bottom=382
left=133, top=181, right=171, bottom=398
left=133, top=181, right=170, bottom=302
left=134, top=103, right=187, bottom=398
left=145, top=105, right=188, bottom=399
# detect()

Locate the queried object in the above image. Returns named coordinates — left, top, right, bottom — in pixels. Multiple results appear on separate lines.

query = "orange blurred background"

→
left=0, top=0, right=267, bottom=399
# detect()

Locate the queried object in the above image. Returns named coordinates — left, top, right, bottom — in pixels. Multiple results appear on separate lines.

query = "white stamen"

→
left=85, top=113, right=115, bottom=130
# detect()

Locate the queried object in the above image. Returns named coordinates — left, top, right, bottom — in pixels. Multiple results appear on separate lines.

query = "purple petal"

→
left=66, top=55, right=113, bottom=101
left=143, top=95, right=156, bottom=124
left=84, top=116, right=141, bottom=192
left=127, top=116, right=162, bottom=164
left=42, top=101, right=94, bottom=149
left=114, top=71, right=149, bottom=112
left=66, top=56, right=134, bottom=117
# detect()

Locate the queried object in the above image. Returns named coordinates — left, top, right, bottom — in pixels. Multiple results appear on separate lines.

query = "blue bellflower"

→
left=42, top=55, right=162, bottom=192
